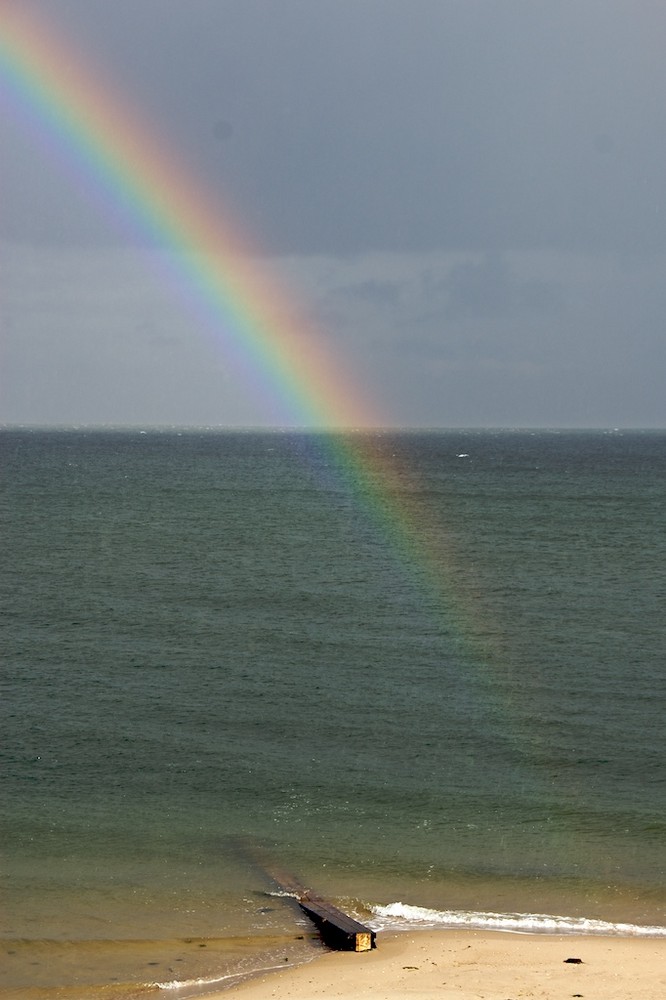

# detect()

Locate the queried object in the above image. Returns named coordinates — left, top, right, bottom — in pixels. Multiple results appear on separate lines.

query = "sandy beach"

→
left=221, top=930, right=665, bottom=1000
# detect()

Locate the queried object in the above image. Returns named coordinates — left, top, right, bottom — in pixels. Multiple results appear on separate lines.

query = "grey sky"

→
left=2, top=0, right=665, bottom=427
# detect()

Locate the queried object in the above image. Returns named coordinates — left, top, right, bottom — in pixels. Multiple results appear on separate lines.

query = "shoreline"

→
left=214, top=928, right=666, bottom=1000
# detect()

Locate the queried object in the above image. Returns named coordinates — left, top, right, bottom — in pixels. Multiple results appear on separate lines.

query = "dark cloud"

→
left=331, top=280, right=402, bottom=307
left=445, top=254, right=562, bottom=320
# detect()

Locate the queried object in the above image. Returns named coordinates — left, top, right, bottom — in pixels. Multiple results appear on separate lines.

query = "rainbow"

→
left=0, top=4, right=373, bottom=431
left=0, top=5, right=499, bottom=662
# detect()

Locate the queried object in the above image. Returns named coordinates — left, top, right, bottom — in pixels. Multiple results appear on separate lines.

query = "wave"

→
left=155, top=962, right=289, bottom=991
left=155, top=954, right=319, bottom=993
left=368, top=902, right=666, bottom=937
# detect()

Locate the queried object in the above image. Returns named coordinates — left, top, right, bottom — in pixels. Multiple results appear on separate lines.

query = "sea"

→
left=2, top=428, right=665, bottom=999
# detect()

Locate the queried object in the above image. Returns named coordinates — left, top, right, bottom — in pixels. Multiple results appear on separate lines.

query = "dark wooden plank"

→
left=229, top=838, right=376, bottom=952
left=299, top=899, right=370, bottom=934
left=299, top=899, right=376, bottom=952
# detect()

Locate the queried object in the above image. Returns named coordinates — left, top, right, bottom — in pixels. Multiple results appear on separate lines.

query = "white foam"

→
left=155, top=959, right=303, bottom=991
left=157, top=974, right=237, bottom=991
left=369, top=902, right=666, bottom=937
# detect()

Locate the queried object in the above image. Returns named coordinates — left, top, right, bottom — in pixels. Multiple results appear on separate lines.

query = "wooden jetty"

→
left=297, top=897, right=376, bottom=952
left=232, top=838, right=376, bottom=952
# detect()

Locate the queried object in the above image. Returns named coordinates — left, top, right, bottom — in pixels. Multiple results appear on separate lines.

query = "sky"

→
left=2, top=0, right=665, bottom=428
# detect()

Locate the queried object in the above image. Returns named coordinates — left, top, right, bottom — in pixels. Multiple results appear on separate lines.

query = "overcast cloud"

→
left=2, top=0, right=665, bottom=427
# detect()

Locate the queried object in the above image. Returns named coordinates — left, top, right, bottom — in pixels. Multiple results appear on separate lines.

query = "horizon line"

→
left=1, top=423, right=663, bottom=433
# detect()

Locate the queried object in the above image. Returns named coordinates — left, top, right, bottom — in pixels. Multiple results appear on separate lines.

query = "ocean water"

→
left=2, top=428, right=664, bottom=998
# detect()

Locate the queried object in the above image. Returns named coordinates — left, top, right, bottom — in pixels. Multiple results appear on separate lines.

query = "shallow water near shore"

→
left=2, top=428, right=665, bottom=997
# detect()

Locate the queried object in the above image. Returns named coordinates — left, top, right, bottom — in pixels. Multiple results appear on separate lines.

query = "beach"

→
left=224, top=930, right=665, bottom=1000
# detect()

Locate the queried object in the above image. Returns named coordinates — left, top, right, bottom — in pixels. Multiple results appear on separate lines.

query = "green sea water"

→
left=2, top=428, right=664, bottom=997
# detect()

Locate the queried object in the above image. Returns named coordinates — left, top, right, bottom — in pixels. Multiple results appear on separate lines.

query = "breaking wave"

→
left=369, top=902, right=666, bottom=937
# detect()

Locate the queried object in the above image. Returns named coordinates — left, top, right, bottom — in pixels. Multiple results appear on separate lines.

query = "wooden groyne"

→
left=297, top=897, right=376, bottom=952
left=232, top=838, right=376, bottom=952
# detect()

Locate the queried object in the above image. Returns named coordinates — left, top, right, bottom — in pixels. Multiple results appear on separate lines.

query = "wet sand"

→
left=220, top=929, right=665, bottom=1000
